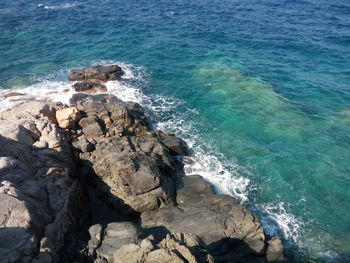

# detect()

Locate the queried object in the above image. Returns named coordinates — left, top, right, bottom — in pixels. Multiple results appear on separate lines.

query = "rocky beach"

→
left=0, top=65, right=284, bottom=263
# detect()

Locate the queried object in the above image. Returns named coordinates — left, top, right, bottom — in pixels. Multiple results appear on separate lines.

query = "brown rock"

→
left=56, top=107, right=81, bottom=129
left=266, top=237, right=285, bottom=262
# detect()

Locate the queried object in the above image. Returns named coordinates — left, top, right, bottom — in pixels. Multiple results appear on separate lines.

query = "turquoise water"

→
left=1, top=0, right=350, bottom=261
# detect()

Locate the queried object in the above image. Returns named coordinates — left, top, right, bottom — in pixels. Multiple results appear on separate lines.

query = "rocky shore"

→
left=0, top=65, right=284, bottom=263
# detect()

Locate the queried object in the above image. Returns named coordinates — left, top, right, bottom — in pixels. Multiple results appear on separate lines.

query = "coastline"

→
left=0, top=65, right=285, bottom=262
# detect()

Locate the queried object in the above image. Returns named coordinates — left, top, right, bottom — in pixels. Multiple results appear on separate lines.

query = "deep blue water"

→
left=1, top=0, right=350, bottom=261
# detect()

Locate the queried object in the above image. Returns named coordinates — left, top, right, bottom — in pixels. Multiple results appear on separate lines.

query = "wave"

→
left=38, top=3, right=79, bottom=10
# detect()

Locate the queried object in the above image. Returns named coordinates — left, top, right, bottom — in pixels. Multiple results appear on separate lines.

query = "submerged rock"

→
left=68, top=65, right=124, bottom=82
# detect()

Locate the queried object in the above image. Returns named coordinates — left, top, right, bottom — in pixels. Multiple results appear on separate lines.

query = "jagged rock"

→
left=68, top=65, right=123, bottom=82
left=0, top=101, right=86, bottom=263
left=73, top=80, right=107, bottom=94
left=56, top=107, right=81, bottom=129
left=70, top=94, right=177, bottom=213
left=142, top=175, right=267, bottom=263
left=155, top=131, right=189, bottom=156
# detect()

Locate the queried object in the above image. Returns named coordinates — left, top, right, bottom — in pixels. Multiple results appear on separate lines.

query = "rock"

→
left=113, top=232, right=214, bottom=263
left=72, top=137, right=95, bottom=153
left=87, top=222, right=213, bottom=263
left=3, top=92, right=25, bottom=98
left=142, top=194, right=267, bottom=263
left=266, top=237, right=285, bottom=262
left=73, top=80, right=107, bottom=94
left=155, top=131, right=189, bottom=156
left=68, top=65, right=124, bottom=82
left=93, top=222, right=142, bottom=263
left=176, top=175, right=215, bottom=204
left=0, top=101, right=86, bottom=262
left=69, top=94, right=177, bottom=214
left=56, top=107, right=81, bottom=129
left=79, top=115, right=104, bottom=138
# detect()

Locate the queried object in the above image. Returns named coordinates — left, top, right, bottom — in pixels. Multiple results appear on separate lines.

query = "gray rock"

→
left=79, top=115, right=104, bottom=138
left=142, top=194, right=267, bottom=263
left=72, top=95, right=178, bottom=213
left=0, top=100, right=86, bottom=262
left=68, top=65, right=124, bottom=82
left=91, top=222, right=142, bottom=262
left=176, top=175, right=215, bottom=204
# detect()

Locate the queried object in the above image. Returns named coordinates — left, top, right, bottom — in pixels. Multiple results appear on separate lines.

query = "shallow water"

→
left=1, top=0, right=350, bottom=261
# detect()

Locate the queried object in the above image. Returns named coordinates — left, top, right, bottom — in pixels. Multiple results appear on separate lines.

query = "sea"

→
left=1, top=0, right=350, bottom=262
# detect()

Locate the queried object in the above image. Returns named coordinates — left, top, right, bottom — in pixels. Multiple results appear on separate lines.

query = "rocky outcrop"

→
left=0, top=100, right=86, bottom=263
left=0, top=65, right=285, bottom=263
left=68, top=65, right=123, bottom=82
left=70, top=93, right=185, bottom=214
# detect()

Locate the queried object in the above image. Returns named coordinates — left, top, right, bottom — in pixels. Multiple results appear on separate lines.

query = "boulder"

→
left=73, top=80, right=107, bottom=94
left=142, top=175, right=268, bottom=263
left=56, top=107, right=81, bottom=129
left=68, top=65, right=124, bottom=82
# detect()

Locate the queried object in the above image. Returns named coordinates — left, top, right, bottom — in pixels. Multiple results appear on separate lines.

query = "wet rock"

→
left=68, top=65, right=124, bottom=82
left=73, top=80, right=107, bottom=94
left=176, top=175, right=215, bottom=204
left=56, top=107, right=81, bottom=129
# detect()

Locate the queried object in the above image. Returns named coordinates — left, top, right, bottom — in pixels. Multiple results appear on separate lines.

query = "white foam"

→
left=38, top=3, right=79, bottom=10
left=258, top=202, right=303, bottom=242
left=0, top=80, right=75, bottom=111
